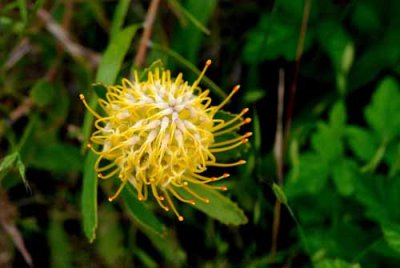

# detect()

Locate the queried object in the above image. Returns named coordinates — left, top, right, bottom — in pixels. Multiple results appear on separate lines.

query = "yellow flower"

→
left=80, top=60, right=251, bottom=221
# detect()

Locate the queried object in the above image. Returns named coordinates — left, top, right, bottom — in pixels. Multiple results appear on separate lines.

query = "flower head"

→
left=80, top=60, right=251, bottom=221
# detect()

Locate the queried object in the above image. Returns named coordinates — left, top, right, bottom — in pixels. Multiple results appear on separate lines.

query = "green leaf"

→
left=81, top=151, right=98, bottom=243
left=17, top=0, right=28, bottom=25
left=285, top=153, right=330, bottom=197
left=253, top=109, right=262, bottom=153
left=30, top=80, right=56, bottom=107
left=150, top=42, right=226, bottom=100
left=142, top=227, right=186, bottom=265
left=121, top=185, right=166, bottom=237
left=96, top=24, right=140, bottom=85
left=167, top=0, right=210, bottom=35
left=318, top=21, right=352, bottom=72
left=0, top=152, right=19, bottom=173
left=48, top=216, right=73, bottom=268
left=243, top=13, right=314, bottom=63
left=81, top=23, right=138, bottom=243
left=16, top=156, right=29, bottom=189
left=243, top=88, right=266, bottom=104
left=311, top=122, right=343, bottom=161
left=171, top=0, right=216, bottom=64
left=96, top=205, right=125, bottom=266
left=314, top=258, right=361, bottom=268
left=365, top=76, right=400, bottom=140
left=272, top=183, right=287, bottom=205
left=382, top=223, right=400, bottom=254
left=349, top=30, right=400, bottom=90
left=351, top=2, right=381, bottom=34
left=30, top=142, right=82, bottom=172
left=92, top=83, right=107, bottom=100
left=332, top=159, right=357, bottom=196
left=110, top=0, right=130, bottom=39
left=346, top=126, right=378, bottom=162
left=177, top=183, right=248, bottom=225
left=329, top=101, right=347, bottom=132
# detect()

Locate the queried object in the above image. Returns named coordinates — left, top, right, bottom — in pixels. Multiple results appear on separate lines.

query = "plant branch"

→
left=134, top=0, right=161, bottom=67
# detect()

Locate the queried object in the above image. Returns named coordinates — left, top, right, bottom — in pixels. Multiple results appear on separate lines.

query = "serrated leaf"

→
left=318, top=21, right=352, bottom=72
left=82, top=151, right=98, bottom=243
left=311, top=122, right=344, bottom=161
left=332, top=159, right=357, bottom=196
left=346, top=126, right=378, bottom=162
left=96, top=24, right=140, bottom=85
left=382, top=223, right=400, bottom=254
left=121, top=185, right=166, bottom=237
left=329, top=101, right=347, bottom=132
left=177, top=183, right=248, bottom=225
left=365, top=77, right=400, bottom=140
left=285, top=153, right=330, bottom=197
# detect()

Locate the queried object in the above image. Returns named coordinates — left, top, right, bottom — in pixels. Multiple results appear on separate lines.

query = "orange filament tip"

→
left=239, top=160, right=246, bottom=164
left=245, top=132, right=253, bottom=137
left=206, top=59, right=212, bottom=66
left=183, top=182, right=189, bottom=186
left=220, top=186, right=228, bottom=191
left=242, top=108, right=249, bottom=114
left=242, top=139, right=249, bottom=144
left=159, top=196, right=165, bottom=201
left=118, top=174, right=123, bottom=179
left=178, top=216, right=184, bottom=222
left=138, top=196, right=144, bottom=201
left=87, top=144, right=93, bottom=148
left=98, top=173, right=103, bottom=178
left=190, top=200, right=196, bottom=205
left=223, top=173, right=230, bottom=178
left=233, top=85, right=240, bottom=92
left=211, top=177, right=217, bottom=181
left=244, top=118, right=252, bottom=124
left=204, top=199, right=210, bottom=203
left=79, top=94, right=85, bottom=100
left=164, top=207, right=169, bottom=211
left=108, top=197, right=113, bottom=202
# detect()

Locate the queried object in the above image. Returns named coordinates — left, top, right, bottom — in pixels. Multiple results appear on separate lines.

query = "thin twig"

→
left=45, top=0, right=75, bottom=82
left=270, top=0, right=313, bottom=263
left=0, top=191, right=33, bottom=267
left=134, top=0, right=161, bottom=67
left=37, top=8, right=100, bottom=68
left=270, top=69, right=285, bottom=263
left=284, top=0, right=313, bottom=142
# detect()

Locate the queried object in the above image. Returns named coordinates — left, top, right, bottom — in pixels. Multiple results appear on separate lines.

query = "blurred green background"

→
left=1, top=0, right=400, bottom=267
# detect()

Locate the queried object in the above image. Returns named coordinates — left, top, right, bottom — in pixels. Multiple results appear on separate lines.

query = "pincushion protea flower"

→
left=80, top=60, right=251, bottom=221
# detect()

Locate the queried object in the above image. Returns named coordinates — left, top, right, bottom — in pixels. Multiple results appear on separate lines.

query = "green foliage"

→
left=285, top=76, right=400, bottom=266
left=121, top=185, right=166, bottom=237
left=178, top=183, right=248, bottom=225
left=1, top=0, right=400, bottom=267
